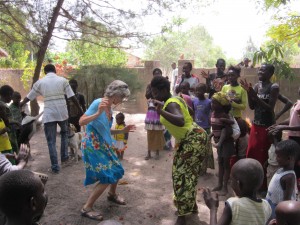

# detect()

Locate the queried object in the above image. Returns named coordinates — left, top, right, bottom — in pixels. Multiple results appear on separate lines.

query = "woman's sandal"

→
left=81, top=208, right=103, bottom=221
left=107, top=192, right=126, bottom=205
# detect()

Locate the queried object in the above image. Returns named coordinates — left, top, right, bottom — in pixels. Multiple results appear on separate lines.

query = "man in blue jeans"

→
left=21, top=64, right=83, bottom=174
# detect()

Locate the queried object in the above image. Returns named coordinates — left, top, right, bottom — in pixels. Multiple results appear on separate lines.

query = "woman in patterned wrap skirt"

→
left=150, top=76, right=212, bottom=225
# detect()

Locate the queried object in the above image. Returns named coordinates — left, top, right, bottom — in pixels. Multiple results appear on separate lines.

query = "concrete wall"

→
left=1, top=63, right=299, bottom=122
left=0, top=69, right=28, bottom=98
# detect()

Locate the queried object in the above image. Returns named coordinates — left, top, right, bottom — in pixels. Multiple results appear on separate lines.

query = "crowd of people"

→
left=0, top=61, right=300, bottom=225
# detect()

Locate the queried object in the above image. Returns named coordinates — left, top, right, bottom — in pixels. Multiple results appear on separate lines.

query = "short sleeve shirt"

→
left=27, top=72, right=74, bottom=123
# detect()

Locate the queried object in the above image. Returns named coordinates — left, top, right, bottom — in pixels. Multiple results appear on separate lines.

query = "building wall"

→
left=1, top=63, right=300, bottom=123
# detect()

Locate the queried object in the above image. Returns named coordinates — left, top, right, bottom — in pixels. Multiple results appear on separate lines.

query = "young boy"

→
left=0, top=85, right=19, bottom=156
left=67, top=79, right=86, bottom=132
left=268, top=201, right=300, bottom=225
left=0, top=170, right=47, bottom=225
left=201, top=58, right=226, bottom=98
left=240, top=63, right=279, bottom=191
left=9, top=92, right=23, bottom=142
left=210, top=92, right=234, bottom=196
left=266, top=131, right=282, bottom=185
left=193, top=83, right=211, bottom=134
left=177, top=81, right=193, bottom=109
left=203, top=158, right=272, bottom=225
left=266, top=139, right=299, bottom=219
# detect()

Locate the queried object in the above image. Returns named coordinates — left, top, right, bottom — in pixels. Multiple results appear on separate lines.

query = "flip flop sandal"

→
left=107, top=193, right=126, bottom=205
left=81, top=208, right=103, bottom=221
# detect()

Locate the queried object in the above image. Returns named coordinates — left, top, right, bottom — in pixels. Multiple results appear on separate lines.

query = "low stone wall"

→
left=0, top=69, right=28, bottom=97
left=1, top=63, right=299, bottom=123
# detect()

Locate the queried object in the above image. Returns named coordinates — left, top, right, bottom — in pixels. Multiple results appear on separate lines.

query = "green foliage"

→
left=70, top=65, right=142, bottom=106
left=267, top=12, right=300, bottom=44
left=144, top=25, right=225, bottom=72
left=252, top=43, right=295, bottom=79
left=20, top=61, right=35, bottom=90
left=66, top=41, right=127, bottom=67
left=263, top=0, right=288, bottom=9
left=0, top=47, right=30, bottom=69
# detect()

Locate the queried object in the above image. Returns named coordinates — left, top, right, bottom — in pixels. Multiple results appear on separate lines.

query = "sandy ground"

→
left=27, top=113, right=229, bottom=225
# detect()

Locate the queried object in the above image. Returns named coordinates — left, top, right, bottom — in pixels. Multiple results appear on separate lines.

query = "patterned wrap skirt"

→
left=81, top=126, right=124, bottom=186
left=173, top=123, right=212, bottom=216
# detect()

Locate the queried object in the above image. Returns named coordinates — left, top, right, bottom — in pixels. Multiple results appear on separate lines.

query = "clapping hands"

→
left=203, top=188, right=219, bottom=210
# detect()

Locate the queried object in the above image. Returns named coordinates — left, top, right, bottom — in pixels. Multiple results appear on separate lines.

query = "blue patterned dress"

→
left=81, top=99, right=124, bottom=186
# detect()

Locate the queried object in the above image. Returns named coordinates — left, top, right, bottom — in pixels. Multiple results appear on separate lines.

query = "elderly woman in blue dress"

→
left=79, top=80, right=135, bottom=221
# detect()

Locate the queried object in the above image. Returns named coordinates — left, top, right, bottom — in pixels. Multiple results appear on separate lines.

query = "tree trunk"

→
left=30, top=0, right=65, bottom=116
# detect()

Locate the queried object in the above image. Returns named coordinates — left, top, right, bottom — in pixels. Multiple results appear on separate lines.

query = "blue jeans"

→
left=44, top=120, right=69, bottom=172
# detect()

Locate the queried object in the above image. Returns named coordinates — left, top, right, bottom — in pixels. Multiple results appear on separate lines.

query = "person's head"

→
left=150, top=76, right=171, bottom=102
left=44, top=64, right=56, bottom=74
left=211, top=92, right=231, bottom=113
left=195, top=83, right=207, bottom=99
left=182, top=62, right=193, bottom=77
left=179, top=81, right=190, bottom=95
left=216, top=58, right=226, bottom=73
left=116, top=112, right=125, bottom=125
left=0, top=170, right=47, bottom=223
left=104, top=80, right=130, bottom=105
left=11, top=91, right=21, bottom=105
left=0, top=85, right=14, bottom=103
left=231, top=158, right=264, bottom=197
left=243, top=58, right=251, bottom=67
left=152, top=68, right=162, bottom=77
left=273, top=201, right=300, bottom=225
left=275, top=140, right=300, bottom=168
left=171, top=62, right=176, bottom=70
left=227, top=65, right=241, bottom=85
left=69, top=79, right=78, bottom=93
left=258, top=63, right=275, bottom=82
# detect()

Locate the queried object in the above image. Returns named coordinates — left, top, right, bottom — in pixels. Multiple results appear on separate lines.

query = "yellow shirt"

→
left=114, top=124, right=128, bottom=144
left=160, top=97, right=193, bottom=141
left=0, top=120, right=12, bottom=152
left=221, top=84, right=248, bottom=118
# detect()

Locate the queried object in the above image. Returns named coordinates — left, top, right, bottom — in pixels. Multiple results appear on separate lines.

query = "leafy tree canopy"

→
left=144, top=22, right=225, bottom=72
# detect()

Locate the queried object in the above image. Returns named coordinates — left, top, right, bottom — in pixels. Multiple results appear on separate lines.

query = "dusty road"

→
left=28, top=113, right=228, bottom=225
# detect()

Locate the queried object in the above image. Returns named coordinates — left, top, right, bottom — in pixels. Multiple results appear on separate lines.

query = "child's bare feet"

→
left=154, top=150, right=159, bottom=160
left=175, top=216, right=186, bottom=225
left=212, top=185, right=222, bottom=192
left=145, top=151, right=151, bottom=160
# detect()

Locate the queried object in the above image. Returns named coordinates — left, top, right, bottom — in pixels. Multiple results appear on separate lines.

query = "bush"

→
left=70, top=65, right=142, bottom=106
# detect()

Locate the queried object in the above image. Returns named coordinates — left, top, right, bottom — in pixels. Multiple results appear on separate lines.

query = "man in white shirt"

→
left=21, top=64, right=83, bottom=174
left=171, top=62, right=178, bottom=94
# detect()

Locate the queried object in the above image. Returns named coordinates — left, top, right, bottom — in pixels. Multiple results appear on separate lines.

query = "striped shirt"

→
left=27, top=72, right=74, bottom=123
left=226, top=197, right=271, bottom=225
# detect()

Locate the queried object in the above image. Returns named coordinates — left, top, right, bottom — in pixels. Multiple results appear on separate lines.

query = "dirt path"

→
left=28, top=113, right=227, bottom=225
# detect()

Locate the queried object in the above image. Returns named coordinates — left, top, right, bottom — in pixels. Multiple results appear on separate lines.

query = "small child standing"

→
left=210, top=92, right=235, bottom=196
left=113, top=112, right=128, bottom=160
left=9, top=92, right=23, bottom=143
left=203, top=158, right=272, bottom=225
left=193, top=83, right=211, bottom=134
left=266, top=140, right=299, bottom=220
left=266, top=131, right=282, bottom=185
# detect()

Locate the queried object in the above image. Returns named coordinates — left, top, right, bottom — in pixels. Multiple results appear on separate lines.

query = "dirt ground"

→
left=27, top=113, right=229, bottom=225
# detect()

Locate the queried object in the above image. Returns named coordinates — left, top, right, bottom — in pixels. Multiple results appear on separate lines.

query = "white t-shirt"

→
left=171, top=68, right=178, bottom=90
left=27, top=72, right=74, bottom=123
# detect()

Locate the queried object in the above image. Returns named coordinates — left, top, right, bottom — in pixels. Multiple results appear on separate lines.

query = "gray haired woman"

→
left=79, top=80, right=135, bottom=221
